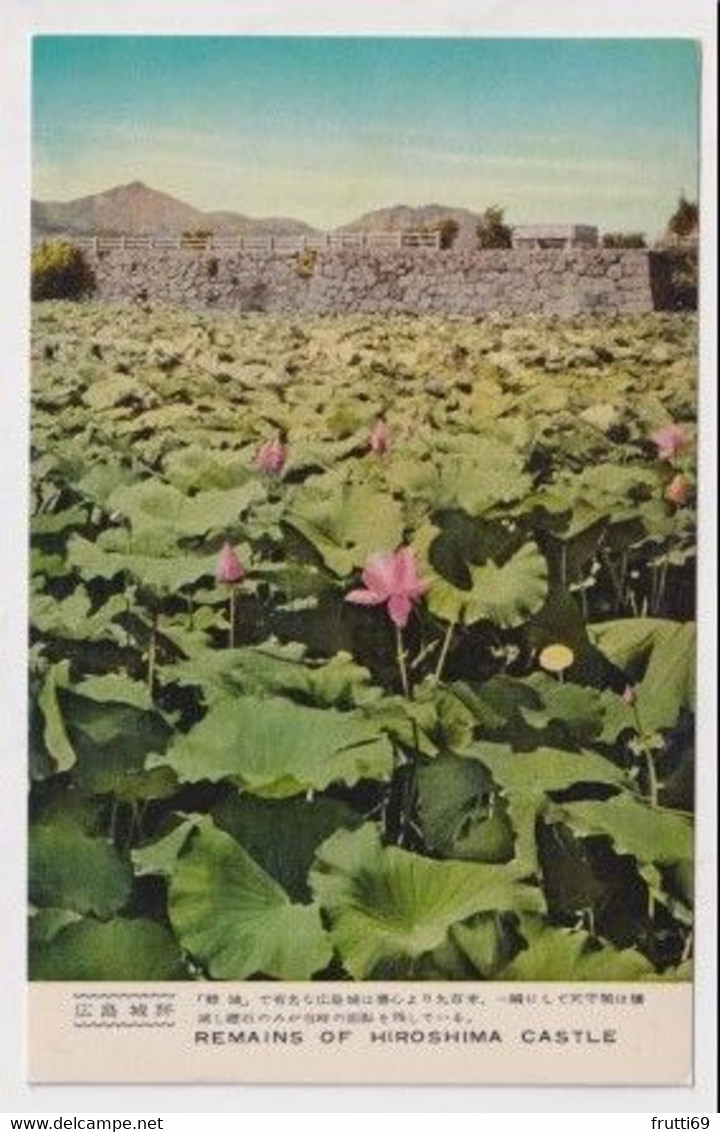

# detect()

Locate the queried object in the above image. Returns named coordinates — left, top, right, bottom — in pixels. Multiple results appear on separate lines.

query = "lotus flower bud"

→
left=216, top=541, right=245, bottom=584
left=256, top=436, right=287, bottom=474
left=370, top=417, right=391, bottom=455
left=651, top=422, right=689, bottom=462
left=665, top=473, right=691, bottom=506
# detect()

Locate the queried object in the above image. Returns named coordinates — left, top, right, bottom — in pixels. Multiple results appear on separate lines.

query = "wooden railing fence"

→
left=50, top=230, right=442, bottom=254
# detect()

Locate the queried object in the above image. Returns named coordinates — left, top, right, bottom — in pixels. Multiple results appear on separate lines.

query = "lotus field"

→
left=29, top=303, right=697, bottom=981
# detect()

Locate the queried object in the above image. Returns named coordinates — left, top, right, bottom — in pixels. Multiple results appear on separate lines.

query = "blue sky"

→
left=32, top=37, right=700, bottom=235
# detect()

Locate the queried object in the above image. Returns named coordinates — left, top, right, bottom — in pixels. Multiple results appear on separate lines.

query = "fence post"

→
left=92, top=236, right=99, bottom=256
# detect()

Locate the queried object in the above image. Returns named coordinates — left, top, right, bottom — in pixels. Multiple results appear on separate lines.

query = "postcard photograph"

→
left=27, top=34, right=700, bottom=1083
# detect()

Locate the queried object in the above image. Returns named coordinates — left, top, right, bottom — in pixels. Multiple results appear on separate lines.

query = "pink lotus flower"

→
left=369, top=417, right=391, bottom=455
left=216, top=541, right=245, bottom=584
left=622, top=684, right=638, bottom=706
left=346, top=547, right=430, bottom=629
left=256, top=436, right=287, bottom=474
left=665, top=473, right=691, bottom=506
left=651, top=422, right=689, bottom=461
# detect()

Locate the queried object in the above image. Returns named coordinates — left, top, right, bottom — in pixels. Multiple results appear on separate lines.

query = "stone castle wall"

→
left=86, top=247, right=666, bottom=316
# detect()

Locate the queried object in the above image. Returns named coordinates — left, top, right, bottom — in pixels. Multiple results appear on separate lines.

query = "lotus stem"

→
left=398, top=764, right=417, bottom=846
left=147, top=607, right=158, bottom=699
left=434, top=619, right=455, bottom=683
left=228, top=584, right=237, bottom=649
left=658, top=560, right=669, bottom=615
left=644, top=748, right=659, bottom=808
left=108, top=798, right=120, bottom=844
left=681, top=930, right=693, bottom=964
left=395, top=625, right=410, bottom=699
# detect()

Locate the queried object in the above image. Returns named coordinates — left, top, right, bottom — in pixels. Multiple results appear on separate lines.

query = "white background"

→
left=1, top=0, right=716, bottom=1115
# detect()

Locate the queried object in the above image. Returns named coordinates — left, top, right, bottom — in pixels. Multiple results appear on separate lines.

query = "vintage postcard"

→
left=27, top=30, right=703, bottom=1087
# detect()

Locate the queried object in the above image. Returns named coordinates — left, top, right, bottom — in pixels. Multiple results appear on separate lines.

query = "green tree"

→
left=476, top=206, right=512, bottom=249
left=668, top=195, right=699, bottom=238
left=435, top=218, right=460, bottom=249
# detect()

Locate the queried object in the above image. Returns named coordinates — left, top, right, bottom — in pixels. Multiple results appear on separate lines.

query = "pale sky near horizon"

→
left=32, top=36, right=700, bottom=236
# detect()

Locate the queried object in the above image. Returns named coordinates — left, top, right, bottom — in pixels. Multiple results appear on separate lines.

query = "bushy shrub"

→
left=476, top=206, right=512, bottom=249
left=295, top=248, right=318, bottom=279
left=182, top=228, right=213, bottom=249
left=602, top=232, right=647, bottom=248
left=668, top=195, right=699, bottom=239
left=434, top=218, right=460, bottom=249
left=31, top=241, right=95, bottom=301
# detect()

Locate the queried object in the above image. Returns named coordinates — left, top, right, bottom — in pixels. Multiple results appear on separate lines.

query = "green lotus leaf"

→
left=72, top=673, right=153, bottom=712
left=460, top=742, right=626, bottom=875
left=463, top=741, right=625, bottom=793
left=381, top=456, right=440, bottom=503
left=171, top=642, right=380, bottom=709
left=427, top=542, right=548, bottom=628
left=106, top=480, right=188, bottom=528
left=107, top=479, right=264, bottom=540
left=552, top=795, right=693, bottom=867
left=131, top=817, right=201, bottom=879
left=449, top=912, right=525, bottom=978
left=285, top=478, right=404, bottom=576
left=212, top=793, right=362, bottom=901
left=31, top=588, right=127, bottom=643
left=29, top=917, right=186, bottom=980
left=151, top=694, right=394, bottom=797
left=30, top=548, right=68, bottom=581
left=75, top=461, right=140, bottom=507
left=60, top=690, right=176, bottom=801
left=434, top=442, right=532, bottom=515
left=520, top=672, right=606, bottom=742
left=28, top=907, right=82, bottom=944
left=362, top=693, right=441, bottom=758
left=29, top=823, right=132, bottom=918
left=575, top=463, right=662, bottom=508
left=169, top=820, right=332, bottom=979
left=451, top=676, right=541, bottom=732
left=310, top=824, right=543, bottom=979
left=31, top=505, right=90, bottom=537
left=530, top=463, right=662, bottom=535
left=162, top=444, right=254, bottom=492
left=68, top=534, right=219, bottom=591
left=589, top=618, right=695, bottom=732
left=596, top=688, right=638, bottom=743
left=36, top=661, right=75, bottom=772
left=503, top=916, right=656, bottom=980
left=83, top=373, right=144, bottom=410
left=417, top=755, right=515, bottom=863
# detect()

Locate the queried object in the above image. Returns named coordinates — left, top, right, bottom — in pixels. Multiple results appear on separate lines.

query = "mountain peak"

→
left=31, top=181, right=320, bottom=238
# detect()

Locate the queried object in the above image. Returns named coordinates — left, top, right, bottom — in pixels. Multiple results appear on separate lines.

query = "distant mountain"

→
left=204, top=211, right=318, bottom=236
left=336, top=203, right=483, bottom=243
left=32, top=182, right=208, bottom=237
left=32, top=182, right=320, bottom=238
left=32, top=181, right=486, bottom=242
